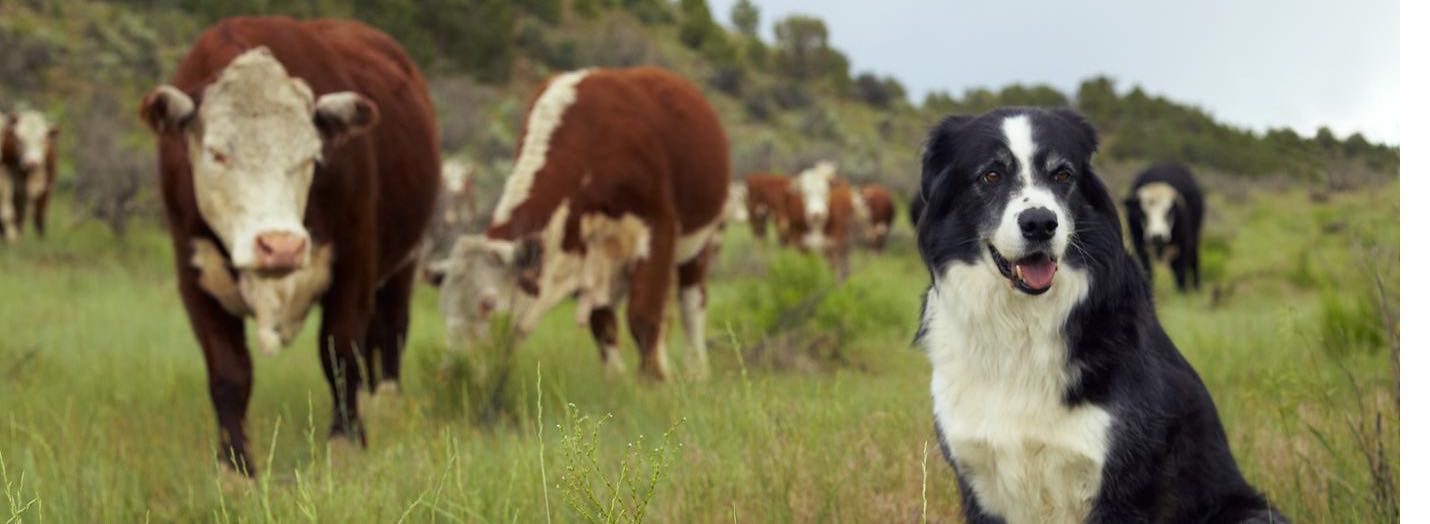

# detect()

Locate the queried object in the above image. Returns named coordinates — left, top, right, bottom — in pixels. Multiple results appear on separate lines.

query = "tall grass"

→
left=0, top=183, right=1399, bottom=522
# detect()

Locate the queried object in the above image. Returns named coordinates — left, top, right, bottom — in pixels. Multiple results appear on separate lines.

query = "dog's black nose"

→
left=1018, top=208, right=1058, bottom=242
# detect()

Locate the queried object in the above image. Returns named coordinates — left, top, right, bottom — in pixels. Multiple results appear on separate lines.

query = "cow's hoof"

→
left=365, top=380, right=403, bottom=419
left=601, top=350, right=627, bottom=378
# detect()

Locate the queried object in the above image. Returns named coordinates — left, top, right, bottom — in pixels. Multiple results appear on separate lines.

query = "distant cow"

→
left=742, top=172, right=792, bottom=242
left=439, top=157, right=479, bottom=228
left=436, top=67, right=728, bottom=381
left=786, top=161, right=854, bottom=276
left=852, top=184, right=895, bottom=250
left=139, top=17, right=439, bottom=475
left=1124, top=163, right=1204, bottom=292
left=1, top=110, right=58, bottom=242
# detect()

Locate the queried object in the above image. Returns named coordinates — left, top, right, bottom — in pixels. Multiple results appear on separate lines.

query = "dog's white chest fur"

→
left=924, top=262, right=1111, bottom=524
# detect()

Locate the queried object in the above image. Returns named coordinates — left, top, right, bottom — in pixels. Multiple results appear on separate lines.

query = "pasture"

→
left=0, top=179, right=1399, bottom=522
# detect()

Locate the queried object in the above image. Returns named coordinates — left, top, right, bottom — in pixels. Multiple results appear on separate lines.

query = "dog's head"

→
left=917, top=108, right=1121, bottom=296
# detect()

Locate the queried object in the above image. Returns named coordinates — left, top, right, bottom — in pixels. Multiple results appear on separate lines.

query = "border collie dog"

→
left=914, top=108, right=1285, bottom=523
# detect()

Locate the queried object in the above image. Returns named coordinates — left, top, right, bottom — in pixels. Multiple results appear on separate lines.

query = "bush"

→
left=769, top=82, right=812, bottom=110
left=798, top=105, right=842, bottom=141
left=71, top=91, right=153, bottom=237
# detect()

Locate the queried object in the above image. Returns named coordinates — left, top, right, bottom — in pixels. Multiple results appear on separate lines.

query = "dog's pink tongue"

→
left=1017, top=258, right=1057, bottom=290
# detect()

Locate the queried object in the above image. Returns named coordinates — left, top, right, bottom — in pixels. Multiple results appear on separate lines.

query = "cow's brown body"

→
left=742, top=173, right=793, bottom=243
left=148, top=17, right=438, bottom=473
left=479, top=67, right=728, bottom=380
left=857, top=184, right=895, bottom=250
left=0, top=113, right=57, bottom=241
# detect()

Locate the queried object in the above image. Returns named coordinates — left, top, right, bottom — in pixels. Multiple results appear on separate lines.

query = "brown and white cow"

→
left=436, top=67, right=728, bottom=381
left=1, top=110, right=58, bottom=242
left=741, top=172, right=793, bottom=243
left=785, top=161, right=855, bottom=277
left=138, top=17, right=439, bottom=475
left=852, top=184, right=895, bottom=251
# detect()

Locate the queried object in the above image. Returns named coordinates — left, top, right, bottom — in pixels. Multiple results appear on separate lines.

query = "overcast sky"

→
left=708, top=0, right=1400, bottom=144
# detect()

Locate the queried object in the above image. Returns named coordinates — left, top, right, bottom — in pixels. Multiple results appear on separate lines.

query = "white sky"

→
left=708, top=0, right=1400, bottom=144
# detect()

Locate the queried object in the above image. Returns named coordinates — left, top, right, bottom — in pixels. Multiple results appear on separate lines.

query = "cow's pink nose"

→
left=254, top=232, right=307, bottom=272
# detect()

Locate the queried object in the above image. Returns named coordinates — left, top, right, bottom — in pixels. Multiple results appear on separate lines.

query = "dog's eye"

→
left=981, top=171, right=1002, bottom=184
left=1053, top=168, right=1073, bottom=183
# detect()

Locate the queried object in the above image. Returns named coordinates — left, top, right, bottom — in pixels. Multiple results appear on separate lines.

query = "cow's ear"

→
left=139, top=86, right=195, bottom=134
left=314, top=92, right=379, bottom=146
left=512, top=237, right=544, bottom=295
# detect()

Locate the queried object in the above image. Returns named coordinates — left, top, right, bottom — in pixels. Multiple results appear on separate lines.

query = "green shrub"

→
left=1317, top=283, right=1386, bottom=357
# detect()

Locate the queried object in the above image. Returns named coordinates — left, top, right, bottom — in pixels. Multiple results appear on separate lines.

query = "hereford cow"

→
left=436, top=67, right=728, bottom=381
left=785, top=161, right=854, bottom=277
left=138, top=17, right=439, bottom=475
left=741, top=172, right=793, bottom=243
left=852, top=184, right=895, bottom=251
left=1, top=110, right=59, bottom=242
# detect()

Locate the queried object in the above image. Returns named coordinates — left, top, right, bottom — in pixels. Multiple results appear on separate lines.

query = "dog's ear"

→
left=1053, top=109, right=1099, bottom=154
left=919, top=114, right=974, bottom=203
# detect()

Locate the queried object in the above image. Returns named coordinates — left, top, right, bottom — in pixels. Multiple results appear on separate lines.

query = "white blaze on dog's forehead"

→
left=1137, top=182, right=1178, bottom=240
left=1001, top=115, right=1036, bottom=181
left=491, top=69, right=592, bottom=226
left=12, top=111, right=53, bottom=166
left=188, top=47, right=322, bottom=268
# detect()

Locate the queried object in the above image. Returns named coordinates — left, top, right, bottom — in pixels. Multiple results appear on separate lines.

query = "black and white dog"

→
left=915, top=108, right=1284, bottom=523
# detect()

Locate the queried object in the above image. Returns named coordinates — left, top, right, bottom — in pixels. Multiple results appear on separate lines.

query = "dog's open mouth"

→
left=989, top=245, right=1058, bottom=295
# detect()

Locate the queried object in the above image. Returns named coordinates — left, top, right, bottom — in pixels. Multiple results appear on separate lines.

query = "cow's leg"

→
left=177, top=271, right=254, bottom=475
left=626, top=220, right=676, bottom=381
left=319, top=277, right=373, bottom=444
left=676, top=243, right=714, bottom=378
left=750, top=210, right=768, bottom=240
left=365, top=260, right=416, bottom=394
left=31, top=190, right=48, bottom=238
left=589, top=306, right=626, bottom=375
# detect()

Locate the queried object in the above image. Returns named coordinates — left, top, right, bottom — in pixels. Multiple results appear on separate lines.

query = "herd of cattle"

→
left=0, top=16, right=1207, bottom=479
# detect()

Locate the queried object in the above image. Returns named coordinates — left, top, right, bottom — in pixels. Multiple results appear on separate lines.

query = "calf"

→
left=436, top=67, right=728, bottom=380
left=1, top=110, right=58, bottom=242
left=139, top=17, right=439, bottom=475
left=1124, top=163, right=1205, bottom=292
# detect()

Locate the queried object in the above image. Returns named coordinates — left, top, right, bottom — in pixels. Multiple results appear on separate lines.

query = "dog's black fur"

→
left=915, top=108, right=1284, bottom=523
left=1125, top=163, right=1205, bottom=292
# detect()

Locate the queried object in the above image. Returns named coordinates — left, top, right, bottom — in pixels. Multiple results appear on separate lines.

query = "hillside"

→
left=0, top=0, right=1400, bottom=234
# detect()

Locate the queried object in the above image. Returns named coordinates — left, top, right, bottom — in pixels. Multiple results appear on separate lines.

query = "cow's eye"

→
left=207, top=148, right=228, bottom=165
left=981, top=171, right=1002, bottom=184
left=1053, top=168, right=1073, bottom=183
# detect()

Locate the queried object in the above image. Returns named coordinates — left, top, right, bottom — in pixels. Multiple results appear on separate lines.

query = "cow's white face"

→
left=10, top=111, right=57, bottom=197
left=796, top=161, right=837, bottom=224
left=140, top=47, right=377, bottom=272
left=436, top=235, right=536, bottom=348
left=1136, top=182, right=1178, bottom=247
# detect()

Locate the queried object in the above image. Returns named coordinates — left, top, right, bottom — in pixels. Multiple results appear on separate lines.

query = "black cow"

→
left=1124, top=163, right=1204, bottom=292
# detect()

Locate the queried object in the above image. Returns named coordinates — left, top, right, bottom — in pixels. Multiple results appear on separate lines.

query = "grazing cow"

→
left=138, top=17, right=439, bottom=475
left=852, top=184, right=895, bottom=250
left=436, top=67, right=728, bottom=381
left=1, top=110, right=59, bottom=242
left=785, top=161, right=854, bottom=276
left=1124, top=163, right=1204, bottom=292
left=741, top=172, right=794, bottom=243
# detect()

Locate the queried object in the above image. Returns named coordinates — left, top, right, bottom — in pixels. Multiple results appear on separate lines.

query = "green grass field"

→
left=0, top=181, right=1398, bottom=523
